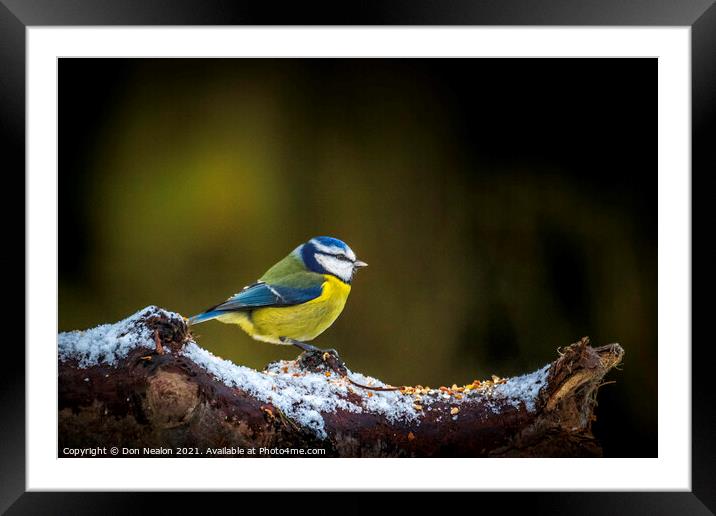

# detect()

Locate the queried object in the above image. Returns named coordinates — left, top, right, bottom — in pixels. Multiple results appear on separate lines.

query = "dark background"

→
left=59, top=58, right=656, bottom=457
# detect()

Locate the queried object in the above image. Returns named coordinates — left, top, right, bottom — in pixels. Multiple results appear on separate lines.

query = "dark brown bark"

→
left=58, top=307, right=623, bottom=457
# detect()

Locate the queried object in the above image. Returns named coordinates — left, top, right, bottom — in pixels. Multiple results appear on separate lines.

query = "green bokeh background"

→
left=59, top=58, right=656, bottom=457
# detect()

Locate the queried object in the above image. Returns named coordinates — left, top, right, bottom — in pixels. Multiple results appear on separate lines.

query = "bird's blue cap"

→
left=312, top=236, right=350, bottom=251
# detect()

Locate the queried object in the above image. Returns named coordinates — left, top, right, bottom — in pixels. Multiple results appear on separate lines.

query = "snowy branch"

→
left=58, top=306, right=624, bottom=457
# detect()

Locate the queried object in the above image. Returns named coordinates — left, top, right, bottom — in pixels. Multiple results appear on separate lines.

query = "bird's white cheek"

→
left=315, top=254, right=353, bottom=283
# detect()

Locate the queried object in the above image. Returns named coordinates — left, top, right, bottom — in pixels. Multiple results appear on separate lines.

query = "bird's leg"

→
left=281, top=337, right=319, bottom=353
left=280, top=337, right=339, bottom=357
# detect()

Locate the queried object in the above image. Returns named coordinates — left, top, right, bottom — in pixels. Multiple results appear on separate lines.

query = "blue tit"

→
left=188, top=236, right=368, bottom=354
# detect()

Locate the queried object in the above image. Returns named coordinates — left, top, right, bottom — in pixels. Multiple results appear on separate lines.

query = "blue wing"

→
left=188, top=281, right=323, bottom=324
left=214, top=282, right=322, bottom=310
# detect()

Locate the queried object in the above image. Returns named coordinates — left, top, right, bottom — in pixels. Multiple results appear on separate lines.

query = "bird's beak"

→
left=354, top=260, right=368, bottom=268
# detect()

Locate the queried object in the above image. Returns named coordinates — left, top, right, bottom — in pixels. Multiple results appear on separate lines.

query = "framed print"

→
left=3, top=0, right=713, bottom=511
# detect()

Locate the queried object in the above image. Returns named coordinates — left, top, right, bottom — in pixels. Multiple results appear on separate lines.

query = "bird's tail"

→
left=187, top=310, right=222, bottom=325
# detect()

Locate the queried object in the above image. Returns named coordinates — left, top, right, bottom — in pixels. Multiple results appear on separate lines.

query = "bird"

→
left=188, top=236, right=368, bottom=355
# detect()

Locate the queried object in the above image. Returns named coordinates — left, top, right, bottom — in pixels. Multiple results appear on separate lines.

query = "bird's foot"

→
left=319, top=349, right=347, bottom=376
left=297, top=348, right=347, bottom=377
left=280, top=337, right=346, bottom=376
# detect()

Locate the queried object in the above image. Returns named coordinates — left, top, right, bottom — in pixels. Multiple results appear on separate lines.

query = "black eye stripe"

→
left=317, top=252, right=352, bottom=262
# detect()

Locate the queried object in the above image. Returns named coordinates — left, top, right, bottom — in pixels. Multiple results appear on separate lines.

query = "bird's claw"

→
left=298, top=348, right=347, bottom=376
left=322, top=348, right=340, bottom=359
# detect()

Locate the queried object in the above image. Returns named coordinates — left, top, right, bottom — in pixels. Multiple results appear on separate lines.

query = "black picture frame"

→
left=3, top=0, right=712, bottom=512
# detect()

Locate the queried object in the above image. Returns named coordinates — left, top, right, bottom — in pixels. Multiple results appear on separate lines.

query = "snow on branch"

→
left=58, top=306, right=624, bottom=457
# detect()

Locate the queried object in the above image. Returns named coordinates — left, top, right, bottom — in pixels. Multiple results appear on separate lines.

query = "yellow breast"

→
left=219, top=275, right=352, bottom=343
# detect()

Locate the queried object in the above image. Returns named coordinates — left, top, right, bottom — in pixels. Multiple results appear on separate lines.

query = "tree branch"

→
left=58, top=306, right=623, bottom=457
